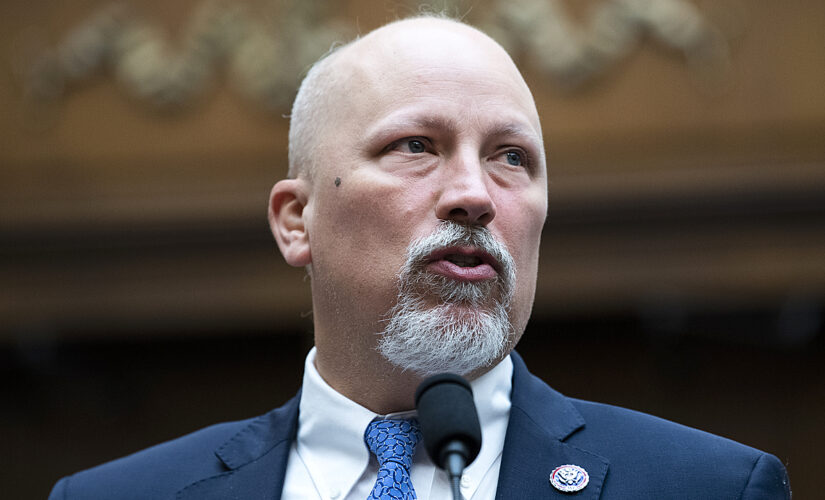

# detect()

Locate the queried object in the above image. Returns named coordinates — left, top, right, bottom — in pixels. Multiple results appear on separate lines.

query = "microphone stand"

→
left=415, top=373, right=481, bottom=500
left=443, top=441, right=469, bottom=500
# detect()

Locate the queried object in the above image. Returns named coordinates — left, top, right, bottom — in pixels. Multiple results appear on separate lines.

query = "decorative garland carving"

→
left=21, top=1, right=351, bottom=111
left=479, top=0, right=730, bottom=90
left=17, top=0, right=731, bottom=113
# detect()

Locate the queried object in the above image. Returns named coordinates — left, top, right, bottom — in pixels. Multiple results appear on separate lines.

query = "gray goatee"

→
left=376, top=220, right=517, bottom=376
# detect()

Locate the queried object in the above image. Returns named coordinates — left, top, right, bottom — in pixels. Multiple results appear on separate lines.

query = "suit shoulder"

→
left=566, top=398, right=790, bottom=498
left=49, top=416, right=257, bottom=500
left=570, top=397, right=764, bottom=457
left=509, top=354, right=790, bottom=497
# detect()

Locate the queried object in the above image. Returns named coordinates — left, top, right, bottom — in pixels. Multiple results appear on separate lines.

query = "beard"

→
left=376, top=220, right=517, bottom=377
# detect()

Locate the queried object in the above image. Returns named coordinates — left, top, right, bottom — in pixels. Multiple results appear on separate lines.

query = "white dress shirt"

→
left=281, top=348, right=513, bottom=500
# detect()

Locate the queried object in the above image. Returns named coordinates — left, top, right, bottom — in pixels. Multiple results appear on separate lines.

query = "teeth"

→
left=445, top=254, right=482, bottom=267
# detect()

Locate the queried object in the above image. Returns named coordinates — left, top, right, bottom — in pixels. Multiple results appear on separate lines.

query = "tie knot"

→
left=364, top=418, right=421, bottom=470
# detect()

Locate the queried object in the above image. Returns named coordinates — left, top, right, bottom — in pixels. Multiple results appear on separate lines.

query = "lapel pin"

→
left=550, top=464, right=589, bottom=493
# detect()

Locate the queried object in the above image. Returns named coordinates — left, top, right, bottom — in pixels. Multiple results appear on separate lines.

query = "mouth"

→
left=425, top=246, right=500, bottom=282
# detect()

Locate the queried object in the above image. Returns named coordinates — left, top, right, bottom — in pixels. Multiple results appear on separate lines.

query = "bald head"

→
left=270, top=14, right=548, bottom=410
left=287, top=15, right=542, bottom=180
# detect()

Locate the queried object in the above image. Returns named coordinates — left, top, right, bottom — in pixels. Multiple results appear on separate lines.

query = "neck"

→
left=313, top=338, right=501, bottom=415
left=314, top=343, right=423, bottom=414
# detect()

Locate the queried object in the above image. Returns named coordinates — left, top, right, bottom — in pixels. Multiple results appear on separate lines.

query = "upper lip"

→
left=427, top=246, right=501, bottom=273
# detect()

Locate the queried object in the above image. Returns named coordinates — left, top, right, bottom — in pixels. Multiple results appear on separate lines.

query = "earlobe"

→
left=268, top=179, right=312, bottom=267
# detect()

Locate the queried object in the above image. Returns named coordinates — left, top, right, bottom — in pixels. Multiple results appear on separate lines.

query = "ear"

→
left=268, top=179, right=311, bottom=267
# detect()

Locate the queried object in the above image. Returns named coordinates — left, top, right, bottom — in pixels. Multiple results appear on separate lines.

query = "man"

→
left=50, top=15, right=790, bottom=499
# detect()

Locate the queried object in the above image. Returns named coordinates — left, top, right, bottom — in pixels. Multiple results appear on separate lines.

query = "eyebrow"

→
left=363, top=114, right=457, bottom=141
left=405, top=115, right=458, bottom=132
left=485, top=122, right=542, bottom=145
left=365, top=112, right=542, bottom=149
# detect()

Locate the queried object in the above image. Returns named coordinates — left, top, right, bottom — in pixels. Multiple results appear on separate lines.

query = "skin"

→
left=269, top=18, right=548, bottom=414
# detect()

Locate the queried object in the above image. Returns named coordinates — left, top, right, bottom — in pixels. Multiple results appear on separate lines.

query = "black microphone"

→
left=415, top=373, right=482, bottom=500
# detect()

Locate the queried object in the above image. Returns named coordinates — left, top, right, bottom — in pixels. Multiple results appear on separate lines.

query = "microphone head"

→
left=414, top=373, right=482, bottom=470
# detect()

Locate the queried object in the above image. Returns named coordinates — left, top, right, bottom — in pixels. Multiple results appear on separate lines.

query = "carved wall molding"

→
left=479, top=0, right=731, bottom=90
left=17, top=0, right=731, bottom=113
left=19, top=1, right=352, bottom=111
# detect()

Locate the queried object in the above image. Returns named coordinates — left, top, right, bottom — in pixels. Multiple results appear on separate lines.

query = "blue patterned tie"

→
left=364, top=418, right=421, bottom=500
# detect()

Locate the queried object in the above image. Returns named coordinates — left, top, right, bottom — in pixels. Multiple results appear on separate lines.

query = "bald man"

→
left=50, top=16, right=790, bottom=500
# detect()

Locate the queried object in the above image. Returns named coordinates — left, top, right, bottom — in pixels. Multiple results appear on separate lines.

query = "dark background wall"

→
left=1, top=1, right=823, bottom=498
left=4, top=317, right=822, bottom=499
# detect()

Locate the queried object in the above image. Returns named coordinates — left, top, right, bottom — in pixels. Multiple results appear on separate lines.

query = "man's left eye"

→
left=504, top=150, right=523, bottom=166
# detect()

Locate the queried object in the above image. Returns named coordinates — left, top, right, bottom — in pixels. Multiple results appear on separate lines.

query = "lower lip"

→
left=427, top=260, right=498, bottom=281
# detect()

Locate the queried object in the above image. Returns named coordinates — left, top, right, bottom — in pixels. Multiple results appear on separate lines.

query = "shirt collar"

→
left=295, top=347, right=513, bottom=498
left=295, top=348, right=377, bottom=498
left=458, top=353, right=513, bottom=498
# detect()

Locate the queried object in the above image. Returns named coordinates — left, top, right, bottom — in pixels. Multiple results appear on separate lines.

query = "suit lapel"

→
left=175, top=354, right=609, bottom=499
left=176, top=393, right=300, bottom=500
left=496, top=353, right=609, bottom=499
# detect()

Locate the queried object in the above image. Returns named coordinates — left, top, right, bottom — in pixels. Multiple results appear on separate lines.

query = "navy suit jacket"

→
left=49, top=352, right=790, bottom=499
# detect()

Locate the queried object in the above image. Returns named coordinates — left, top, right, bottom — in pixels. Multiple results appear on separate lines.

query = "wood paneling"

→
left=1, top=0, right=824, bottom=338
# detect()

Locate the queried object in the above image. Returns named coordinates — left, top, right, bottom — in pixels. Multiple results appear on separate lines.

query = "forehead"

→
left=330, top=20, right=542, bottom=139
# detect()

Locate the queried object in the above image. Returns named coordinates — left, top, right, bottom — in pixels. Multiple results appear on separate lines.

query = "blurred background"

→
left=1, top=0, right=823, bottom=498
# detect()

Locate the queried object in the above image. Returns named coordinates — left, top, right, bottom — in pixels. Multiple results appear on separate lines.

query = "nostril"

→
left=445, top=206, right=493, bottom=225
left=436, top=186, right=496, bottom=224
left=449, top=207, right=470, bottom=219
left=477, top=212, right=493, bottom=225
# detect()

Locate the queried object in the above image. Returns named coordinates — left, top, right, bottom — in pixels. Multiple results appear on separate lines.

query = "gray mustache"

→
left=401, top=221, right=516, bottom=302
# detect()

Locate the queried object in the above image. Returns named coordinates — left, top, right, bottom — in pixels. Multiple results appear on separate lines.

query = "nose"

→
left=434, top=155, right=496, bottom=226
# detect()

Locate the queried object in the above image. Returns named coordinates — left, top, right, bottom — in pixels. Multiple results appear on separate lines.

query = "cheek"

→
left=497, top=191, right=546, bottom=265
left=495, top=190, right=546, bottom=321
left=308, top=174, right=432, bottom=286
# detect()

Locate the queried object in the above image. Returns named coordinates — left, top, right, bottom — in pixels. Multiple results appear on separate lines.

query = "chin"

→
left=376, top=296, right=514, bottom=377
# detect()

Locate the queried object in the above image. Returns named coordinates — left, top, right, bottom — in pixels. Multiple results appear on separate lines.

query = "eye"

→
left=495, top=148, right=529, bottom=168
left=408, top=139, right=426, bottom=154
left=504, top=150, right=523, bottom=166
left=398, top=138, right=427, bottom=154
left=379, top=137, right=437, bottom=165
left=491, top=147, right=531, bottom=171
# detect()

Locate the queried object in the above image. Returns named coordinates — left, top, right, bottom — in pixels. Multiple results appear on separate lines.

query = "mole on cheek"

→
left=334, top=177, right=341, bottom=187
